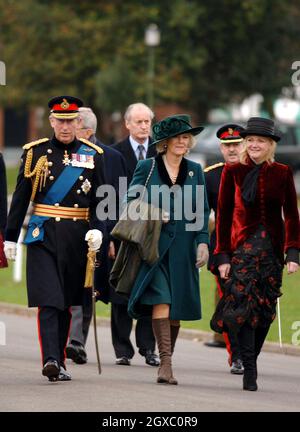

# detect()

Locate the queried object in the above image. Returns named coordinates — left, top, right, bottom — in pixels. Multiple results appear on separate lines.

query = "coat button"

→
left=169, top=232, right=174, bottom=238
left=48, top=161, right=53, bottom=167
left=73, top=217, right=77, bottom=222
left=55, top=217, right=60, bottom=222
left=49, top=176, right=54, bottom=181
left=54, top=203, right=60, bottom=207
left=79, top=176, right=84, bottom=180
left=47, top=149, right=52, bottom=154
left=77, top=189, right=81, bottom=194
left=74, top=204, right=79, bottom=208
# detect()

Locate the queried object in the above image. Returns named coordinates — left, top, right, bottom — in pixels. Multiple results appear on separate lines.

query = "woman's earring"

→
left=164, top=144, right=168, bottom=149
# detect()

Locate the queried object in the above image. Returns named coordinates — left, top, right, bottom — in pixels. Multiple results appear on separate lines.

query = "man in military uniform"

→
left=204, top=124, right=244, bottom=374
left=4, top=96, right=105, bottom=382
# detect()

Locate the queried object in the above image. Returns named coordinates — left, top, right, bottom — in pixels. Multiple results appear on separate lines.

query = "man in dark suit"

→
left=204, top=124, right=244, bottom=374
left=108, top=102, right=159, bottom=367
left=66, top=106, right=127, bottom=364
left=0, top=151, right=8, bottom=268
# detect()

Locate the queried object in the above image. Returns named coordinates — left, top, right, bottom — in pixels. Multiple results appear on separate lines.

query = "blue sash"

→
left=24, top=145, right=96, bottom=244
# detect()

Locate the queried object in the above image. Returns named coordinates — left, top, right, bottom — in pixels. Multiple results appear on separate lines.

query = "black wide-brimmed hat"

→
left=151, top=114, right=204, bottom=146
left=239, top=117, right=281, bottom=142
left=216, top=123, right=245, bottom=144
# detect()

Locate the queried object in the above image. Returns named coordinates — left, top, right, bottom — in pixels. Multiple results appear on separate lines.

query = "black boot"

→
left=243, top=369, right=258, bottom=391
left=238, top=323, right=257, bottom=391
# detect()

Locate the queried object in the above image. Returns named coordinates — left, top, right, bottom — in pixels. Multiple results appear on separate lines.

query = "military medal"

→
left=71, top=153, right=94, bottom=169
left=62, top=151, right=71, bottom=166
left=81, top=179, right=92, bottom=194
left=32, top=227, right=40, bottom=238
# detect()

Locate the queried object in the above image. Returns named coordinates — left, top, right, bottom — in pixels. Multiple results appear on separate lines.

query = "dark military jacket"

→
left=6, top=136, right=105, bottom=310
left=204, top=162, right=225, bottom=271
left=0, top=152, right=7, bottom=236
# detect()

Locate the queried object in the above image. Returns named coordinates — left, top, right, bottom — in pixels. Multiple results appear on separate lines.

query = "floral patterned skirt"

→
left=210, top=225, right=283, bottom=334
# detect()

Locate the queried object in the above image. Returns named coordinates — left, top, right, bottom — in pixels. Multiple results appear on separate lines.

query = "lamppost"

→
left=145, top=24, right=160, bottom=109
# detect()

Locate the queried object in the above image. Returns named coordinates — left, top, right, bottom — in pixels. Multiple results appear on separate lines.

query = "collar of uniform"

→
left=129, top=136, right=149, bottom=155
left=51, top=135, right=78, bottom=150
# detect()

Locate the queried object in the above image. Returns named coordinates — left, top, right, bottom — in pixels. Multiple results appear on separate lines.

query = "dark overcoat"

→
left=0, top=152, right=8, bottom=268
left=102, top=136, right=156, bottom=305
left=92, top=138, right=127, bottom=303
left=127, top=154, right=209, bottom=321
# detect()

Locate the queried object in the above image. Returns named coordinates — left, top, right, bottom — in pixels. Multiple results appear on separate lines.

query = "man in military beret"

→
left=4, top=96, right=105, bottom=382
left=204, top=124, right=244, bottom=374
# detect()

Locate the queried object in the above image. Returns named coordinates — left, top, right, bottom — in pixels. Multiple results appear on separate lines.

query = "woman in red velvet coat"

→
left=211, top=117, right=300, bottom=392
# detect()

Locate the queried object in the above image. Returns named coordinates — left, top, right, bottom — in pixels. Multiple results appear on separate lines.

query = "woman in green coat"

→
left=127, top=114, right=210, bottom=385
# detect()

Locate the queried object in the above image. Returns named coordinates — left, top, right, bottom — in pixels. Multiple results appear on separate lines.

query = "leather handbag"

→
left=111, top=157, right=156, bottom=242
left=110, top=158, right=159, bottom=297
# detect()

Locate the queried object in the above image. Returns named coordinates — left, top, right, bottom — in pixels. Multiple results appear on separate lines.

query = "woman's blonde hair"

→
left=240, top=136, right=277, bottom=164
left=156, top=134, right=196, bottom=154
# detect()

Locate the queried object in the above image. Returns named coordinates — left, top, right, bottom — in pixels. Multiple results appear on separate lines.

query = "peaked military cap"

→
left=216, top=124, right=245, bottom=144
left=48, top=95, right=83, bottom=120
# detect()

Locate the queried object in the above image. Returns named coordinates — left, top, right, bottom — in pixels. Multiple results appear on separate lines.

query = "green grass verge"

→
left=0, top=250, right=299, bottom=344
left=6, top=166, right=19, bottom=195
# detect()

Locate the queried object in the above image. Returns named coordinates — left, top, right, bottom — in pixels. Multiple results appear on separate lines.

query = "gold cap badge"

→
left=60, top=98, right=70, bottom=109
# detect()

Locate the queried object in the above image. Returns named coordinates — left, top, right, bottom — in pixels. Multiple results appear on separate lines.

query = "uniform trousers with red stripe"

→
left=37, top=306, right=72, bottom=367
left=215, top=276, right=241, bottom=365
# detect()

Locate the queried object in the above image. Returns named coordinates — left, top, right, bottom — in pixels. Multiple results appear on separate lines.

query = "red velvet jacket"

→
left=214, top=159, right=300, bottom=264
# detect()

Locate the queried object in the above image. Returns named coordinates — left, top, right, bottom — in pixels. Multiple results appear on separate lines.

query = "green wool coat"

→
left=127, top=155, right=209, bottom=321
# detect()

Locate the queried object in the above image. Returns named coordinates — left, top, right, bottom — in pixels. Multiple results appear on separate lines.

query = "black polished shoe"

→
left=42, top=360, right=60, bottom=381
left=231, top=359, right=244, bottom=375
left=243, top=370, right=258, bottom=391
left=144, top=350, right=160, bottom=367
left=66, top=342, right=87, bottom=365
left=204, top=340, right=226, bottom=348
left=115, top=356, right=131, bottom=366
left=57, top=366, right=72, bottom=381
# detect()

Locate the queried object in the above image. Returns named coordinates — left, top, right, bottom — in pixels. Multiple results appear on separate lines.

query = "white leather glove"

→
left=162, top=211, right=170, bottom=224
left=195, top=243, right=209, bottom=268
left=4, top=241, right=17, bottom=261
left=85, top=229, right=103, bottom=251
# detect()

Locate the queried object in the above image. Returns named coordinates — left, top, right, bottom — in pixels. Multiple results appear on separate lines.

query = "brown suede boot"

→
left=170, top=324, right=180, bottom=355
left=152, top=318, right=178, bottom=385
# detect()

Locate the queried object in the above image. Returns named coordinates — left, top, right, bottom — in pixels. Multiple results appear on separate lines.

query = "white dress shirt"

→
left=129, top=136, right=149, bottom=160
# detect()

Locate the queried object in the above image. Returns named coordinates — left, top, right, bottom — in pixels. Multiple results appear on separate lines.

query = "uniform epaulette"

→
left=79, top=138, right=104, bottom=154
left=23, top=138, right=49, bottom=150
left=204, top=162, right=225, bottom=172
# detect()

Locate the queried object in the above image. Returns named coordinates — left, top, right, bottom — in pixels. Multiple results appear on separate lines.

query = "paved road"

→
left=0, top=311, right=299, bottom=412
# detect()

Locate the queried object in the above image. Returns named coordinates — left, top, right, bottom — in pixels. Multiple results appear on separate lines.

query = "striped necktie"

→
left=137, top=145, right=145, bottom=160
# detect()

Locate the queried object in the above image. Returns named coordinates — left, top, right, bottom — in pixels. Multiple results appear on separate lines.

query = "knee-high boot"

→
left=152, top=318, right=177, bottom=385
left=253, top=324, right=270, bottom=379
left=238, top=323, right=257, bottom=391
left=170, top=324, right=180, bottom=355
